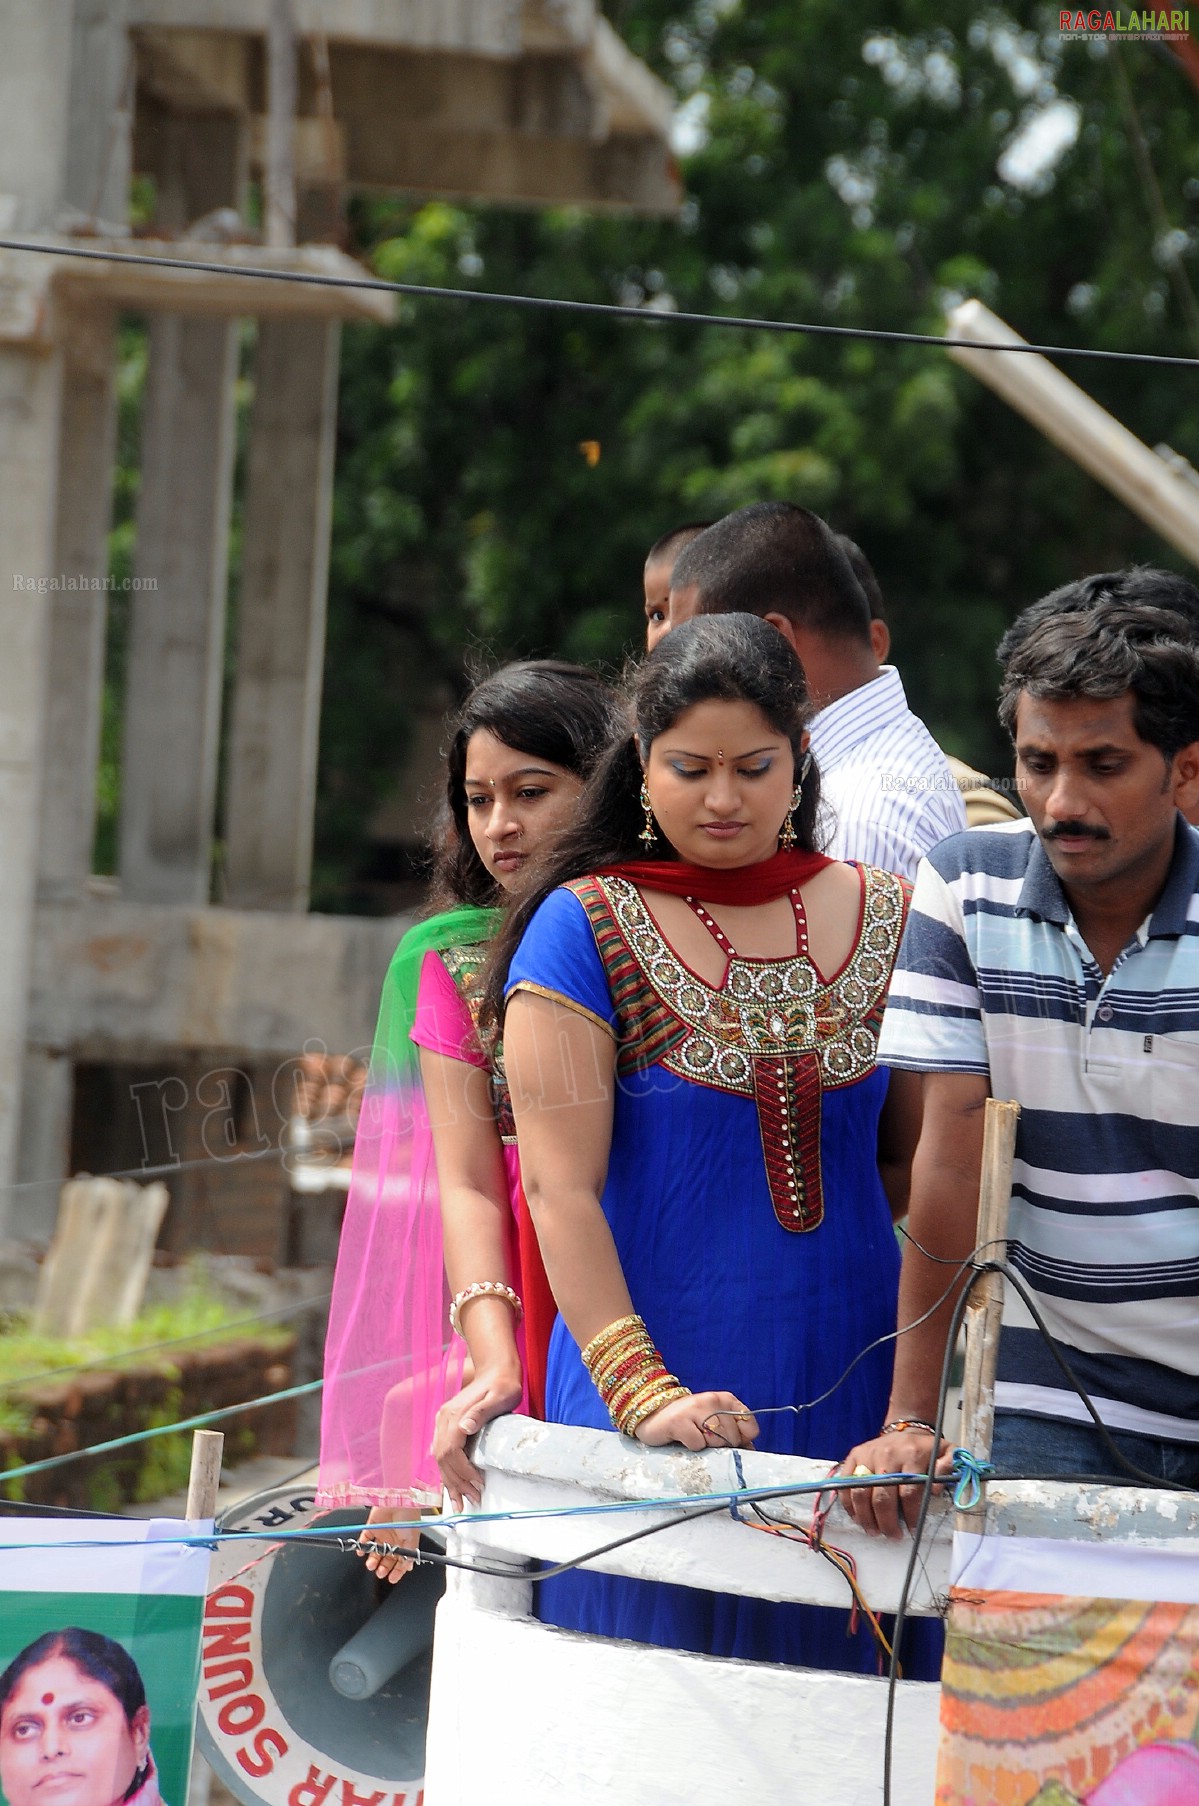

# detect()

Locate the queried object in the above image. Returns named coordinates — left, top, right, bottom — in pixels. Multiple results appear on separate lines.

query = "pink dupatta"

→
left=316, top=906, right=510, bottom=1509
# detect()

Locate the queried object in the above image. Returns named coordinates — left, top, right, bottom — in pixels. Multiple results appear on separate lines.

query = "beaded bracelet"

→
left=880, top=1418, right=938, bottom=1438
left=580, top=1312, right=690, bottom=1437
left=449, top=1281, right=523, bottom=1339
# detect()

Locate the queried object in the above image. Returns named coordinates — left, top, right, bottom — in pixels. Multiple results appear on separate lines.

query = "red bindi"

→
left=41, top=1694, right=53, bottom=1705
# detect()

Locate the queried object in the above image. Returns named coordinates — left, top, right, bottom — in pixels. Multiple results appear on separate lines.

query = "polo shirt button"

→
left=1096, top=1002, right=1114, bottom=1023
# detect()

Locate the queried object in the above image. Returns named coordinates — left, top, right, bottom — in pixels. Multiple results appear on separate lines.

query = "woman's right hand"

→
left=634, top=1390, right=759, bottom=1451
left=357, top=1503, right=421, bottom=1585
left=433, top=1362, right=524, bottom=1512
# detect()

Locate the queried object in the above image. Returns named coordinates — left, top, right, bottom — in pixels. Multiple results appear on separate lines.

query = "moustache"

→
left=1044, top=822, right=1110, bottom=842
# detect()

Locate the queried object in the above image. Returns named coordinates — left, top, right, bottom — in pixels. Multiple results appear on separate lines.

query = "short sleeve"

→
left=506, top=887, right=617, bottom=1037
left=877, top=854, right=989, bottom=1075
left=410, top=949, right=487, bottom=1067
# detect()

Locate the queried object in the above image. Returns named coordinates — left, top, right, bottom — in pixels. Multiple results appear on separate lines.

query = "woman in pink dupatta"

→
left=318, top=661, right=619, bottom=1576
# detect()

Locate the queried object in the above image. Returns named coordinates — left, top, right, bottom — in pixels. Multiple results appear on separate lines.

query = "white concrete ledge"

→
left=982, top=1477, right=1199, bottom=1542
left=463, top=1417, right=952, bottom=1615
left=426, top=1580, right=941, bottom=1806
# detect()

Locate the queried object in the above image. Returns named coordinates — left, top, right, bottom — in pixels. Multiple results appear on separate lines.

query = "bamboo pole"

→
left=185, top=1429, right=225, bottom=1521
left=957, top=1098, right=1020, bottom=1521
left=946, top=300, right=1199, bottom=567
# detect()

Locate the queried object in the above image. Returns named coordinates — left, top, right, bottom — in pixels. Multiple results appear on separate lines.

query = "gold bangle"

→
left=619, top=1381, right=691, bottom=1437
left=589, top=1334, right=652, bottom=1387
left=580, top=1314, right=644, bottom=1369
left=580, top=1312, right=690, bottom=1436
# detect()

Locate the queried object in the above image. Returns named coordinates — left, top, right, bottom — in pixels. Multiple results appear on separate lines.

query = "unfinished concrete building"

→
left=0, top=0, right=678, bottom=1251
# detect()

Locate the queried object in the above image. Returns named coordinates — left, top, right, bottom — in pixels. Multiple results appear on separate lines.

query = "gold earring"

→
left=780, top=782, right=803, bottom=851
left=639, top=779, right=657, bottom=846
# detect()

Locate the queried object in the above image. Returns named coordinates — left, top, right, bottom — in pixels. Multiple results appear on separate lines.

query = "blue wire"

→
left=0, top=1459, right=981, bottom=1553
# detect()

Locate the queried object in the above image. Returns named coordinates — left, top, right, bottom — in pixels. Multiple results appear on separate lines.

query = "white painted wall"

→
left=427, top=1582, right=941, bottom=1806
left=425, top=1421, right=946, bottom=1806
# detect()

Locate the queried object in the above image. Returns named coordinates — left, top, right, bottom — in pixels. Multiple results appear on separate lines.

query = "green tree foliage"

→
left=314, top=5, right=1199, bottom=903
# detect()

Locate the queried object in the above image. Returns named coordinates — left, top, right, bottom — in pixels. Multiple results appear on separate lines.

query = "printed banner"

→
left=936, top=1533, right=1199, bottom=1805
left=0, top=1517, right=211, bottom=1806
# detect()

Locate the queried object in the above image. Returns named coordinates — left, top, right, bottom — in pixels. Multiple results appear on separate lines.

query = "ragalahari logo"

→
left=1059, top=8, right=1191, bottom=37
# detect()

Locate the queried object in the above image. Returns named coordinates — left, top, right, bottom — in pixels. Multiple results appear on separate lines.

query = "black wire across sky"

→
left=2, top=235, right=1198, bottom=371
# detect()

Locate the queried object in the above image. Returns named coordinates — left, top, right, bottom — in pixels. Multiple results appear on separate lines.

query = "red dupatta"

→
left=595, top=847, right=833, bottom=900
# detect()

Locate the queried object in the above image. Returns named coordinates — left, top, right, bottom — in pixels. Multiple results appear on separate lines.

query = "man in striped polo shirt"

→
left=668, top=502, right=967, bottom=878
left=844, top=580, right=1199, bottom=1532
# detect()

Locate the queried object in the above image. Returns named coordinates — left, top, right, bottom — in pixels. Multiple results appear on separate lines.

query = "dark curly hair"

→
left=429, top=660, right=621, bottom=909
left=481, top=612, right=822, bottom=1032
left=997, top=590, right=1199, bottom=761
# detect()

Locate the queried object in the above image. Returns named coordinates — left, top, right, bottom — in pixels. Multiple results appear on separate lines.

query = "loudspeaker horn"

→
left=195, top=1479, right=444, bottom=1806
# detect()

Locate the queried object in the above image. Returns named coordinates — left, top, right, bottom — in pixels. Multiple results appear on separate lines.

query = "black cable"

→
left=994, top=1257, right=1195, bottom=1493
left=879, top=1250, right=1199, bottom=1806
left=723, top=1241, right=988, bottom=1430
left=325, top=1472, right=939, bottom=1583
left=1, top=1142, right=290, bottom=1193
left=4, top=236, right=1199, bottom=372
left=882, top=1259, right=981, bottom=1806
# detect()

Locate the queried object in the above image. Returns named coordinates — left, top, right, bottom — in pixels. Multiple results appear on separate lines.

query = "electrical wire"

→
left=3, top=236, right=1199, bottom=372
left=742, top=1498, right=897, bottom=1669
left=882, top=1258, right=980, bottom=1806
left=878, top=1250, right=1199, bottom=1806
left=0, top=1143, right=291, bottom=1193
left=710, top=1237, right=989, bottom=1430
left=0, top=1375, right=323, bottom=1487
left=0, top=1234, right=978, bottom=1488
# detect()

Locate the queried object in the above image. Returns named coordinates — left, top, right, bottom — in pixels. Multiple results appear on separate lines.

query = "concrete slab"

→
left=0, top=239, right=395, bottom=348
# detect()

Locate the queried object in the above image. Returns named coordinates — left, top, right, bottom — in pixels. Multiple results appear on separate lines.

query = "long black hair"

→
left=481, top=613, right=822, bottom=1031
left=430, top=659, right=621, bottom=908
left=0, top=1627, right=146, bottom=1726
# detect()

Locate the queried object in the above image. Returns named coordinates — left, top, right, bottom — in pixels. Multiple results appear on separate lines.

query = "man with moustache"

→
left=842, top=583, right=1199, bottom=1531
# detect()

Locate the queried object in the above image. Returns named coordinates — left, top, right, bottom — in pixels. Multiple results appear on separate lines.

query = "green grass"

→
left=0, top=1275, right=294, bottom=1443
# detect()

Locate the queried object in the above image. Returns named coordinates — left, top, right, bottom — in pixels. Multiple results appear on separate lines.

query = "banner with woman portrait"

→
left=0, top=1517, right=210, bottom=1806
left=936, top=1531, right=1199, bottom=1806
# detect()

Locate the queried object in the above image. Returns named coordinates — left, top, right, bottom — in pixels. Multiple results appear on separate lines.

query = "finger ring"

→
left=852, top=1464, right=873, bottom=1477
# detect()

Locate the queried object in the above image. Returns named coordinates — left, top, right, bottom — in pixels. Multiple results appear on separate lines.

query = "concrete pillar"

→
left=17, top=3, right=132, bottom=1217
left=12, top=1052, right=76, bottom=1242
left=0, top=7, right=73, bottom=1213
left=0, top=3, right=72, bottom=230
left=118, top=315, right=239, bottom=904
left=63, top=0, right=131, bottom=228
left=223, top=320, right=340, bottom=910
left=118, top=115, right=243, bottom=906
left=36, top=310, right=120, bottom=902
left=38, top=0, right=130, bottom=892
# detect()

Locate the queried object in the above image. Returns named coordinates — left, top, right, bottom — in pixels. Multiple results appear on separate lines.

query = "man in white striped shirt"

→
left=667, top=502, right=967, bottom=878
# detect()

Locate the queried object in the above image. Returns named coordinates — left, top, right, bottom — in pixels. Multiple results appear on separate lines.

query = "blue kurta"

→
left=507, top=868, right=938, bottom=1675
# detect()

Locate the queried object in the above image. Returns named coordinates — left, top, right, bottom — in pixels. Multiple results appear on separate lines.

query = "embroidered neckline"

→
left=590, top=869, right=904, bottom=1095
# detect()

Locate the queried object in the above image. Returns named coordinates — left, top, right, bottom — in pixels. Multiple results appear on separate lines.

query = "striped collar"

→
left=807, top=664, right=908, bottom=768
left=1016, top=814, right=1199, bottom=937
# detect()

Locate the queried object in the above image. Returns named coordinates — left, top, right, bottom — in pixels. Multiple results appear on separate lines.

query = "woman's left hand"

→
left=635, top=1390, right=759, bottom=1451
left=433, top=1363, right=524, bottom=1511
